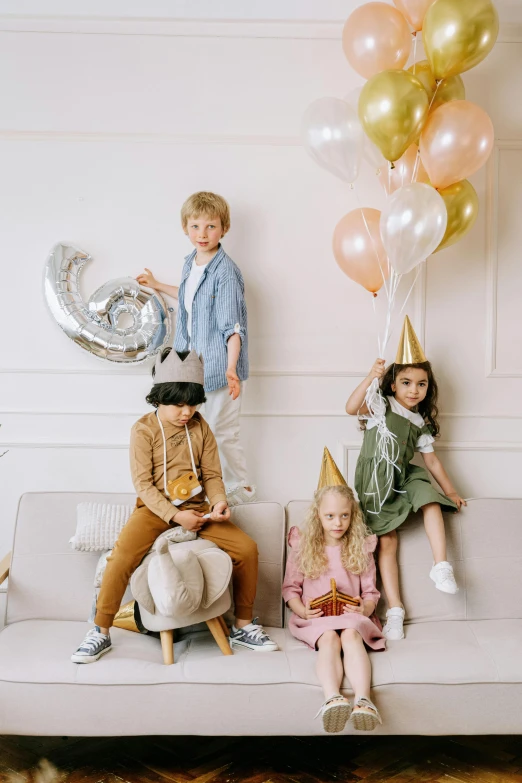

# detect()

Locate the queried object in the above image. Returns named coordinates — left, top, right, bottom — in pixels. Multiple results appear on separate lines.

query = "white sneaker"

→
left=226, top=485, right=257, bottom=507
left=430, top=561, right=459, bottom=594
left=382, top=607, right=405, bottom=641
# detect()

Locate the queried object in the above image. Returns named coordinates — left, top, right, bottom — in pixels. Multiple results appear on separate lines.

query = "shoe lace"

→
left=436, top=565, right=455, bottom=583
left=244, top=619, right=270, bottom=642
left=79, top=629, right=107, bottom=652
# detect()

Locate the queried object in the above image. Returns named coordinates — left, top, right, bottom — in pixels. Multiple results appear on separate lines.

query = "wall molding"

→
left=2, top=409, right=522, bottom=420
left=342, top=439, right=522, bottom=484
left=0, top=130, right=301, bottom=146
left=3, top=439, right=522, bottom=451
left=0, top=17, right=520, bottom=42
left=485, top=140, right=522, bottom=378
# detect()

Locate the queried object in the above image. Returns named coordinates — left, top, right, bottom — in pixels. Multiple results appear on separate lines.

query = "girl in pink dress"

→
left=283, top=484, right=385, bottom=733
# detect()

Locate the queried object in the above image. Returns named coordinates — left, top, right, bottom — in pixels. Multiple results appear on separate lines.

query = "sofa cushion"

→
left=2, top=619, right=519, bottom=689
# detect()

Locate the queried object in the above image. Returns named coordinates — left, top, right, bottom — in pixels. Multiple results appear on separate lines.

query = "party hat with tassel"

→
left=318, top=447, right=348, bottom=489
left=395, top=315, right=427, bottom=365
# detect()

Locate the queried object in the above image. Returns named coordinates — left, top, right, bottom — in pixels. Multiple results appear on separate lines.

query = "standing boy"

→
left=137, top=192, right=254, bottom=506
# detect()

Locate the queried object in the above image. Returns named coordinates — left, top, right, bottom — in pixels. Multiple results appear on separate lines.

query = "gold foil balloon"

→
left=342, top=2, right=412, bottom=80
left=408, top=60, right=437, bottom=102
left=431, top=74, right=466, bottom=112
left=435, top=179, right=479, bottom=252
left=423, top=0, right=499, bottom=80
left=359, top=69, right=429, bottom=162
left=333, top=208, right=389, bottom=295
left=392, top=0, right=436, bottom=32
left=420, top=100, right=494, bottom=189
left=379, top=144, right=430, bottom=194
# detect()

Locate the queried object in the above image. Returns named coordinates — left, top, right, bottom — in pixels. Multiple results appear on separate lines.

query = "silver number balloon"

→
left=44, top=243, right=171, bottom=363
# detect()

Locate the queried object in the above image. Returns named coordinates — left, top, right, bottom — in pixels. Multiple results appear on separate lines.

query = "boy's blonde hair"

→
left=297, top=485, right=371, bottom=579
left=181, top=191, right=231, bottom=234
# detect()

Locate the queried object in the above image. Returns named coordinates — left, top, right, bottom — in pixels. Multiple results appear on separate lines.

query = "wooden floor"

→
left=1, top=735, right=522, bottom=783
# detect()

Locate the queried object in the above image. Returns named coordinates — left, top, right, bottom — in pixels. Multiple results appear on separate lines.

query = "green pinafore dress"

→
left=354, top=397, right=457, bottom=536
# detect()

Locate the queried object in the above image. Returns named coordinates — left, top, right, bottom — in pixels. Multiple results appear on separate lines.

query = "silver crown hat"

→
left=153, top=349, right=204, bottom=386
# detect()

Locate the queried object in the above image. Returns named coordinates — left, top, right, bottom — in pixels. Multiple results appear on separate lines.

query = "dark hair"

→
left=145, top=348, right=206, bottom=408
left=381, top=361, right=440, bottom=438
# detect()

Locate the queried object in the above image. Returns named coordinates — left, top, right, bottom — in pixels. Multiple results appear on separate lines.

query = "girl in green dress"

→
left=346, top=356, right=466, bottom=642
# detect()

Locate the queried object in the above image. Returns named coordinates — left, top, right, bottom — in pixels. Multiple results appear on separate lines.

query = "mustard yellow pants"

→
left=94, top=500, right=258, bottom=628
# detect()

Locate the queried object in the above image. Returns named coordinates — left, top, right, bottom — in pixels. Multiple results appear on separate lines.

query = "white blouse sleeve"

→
left=416, top=432, right=435, bottom=453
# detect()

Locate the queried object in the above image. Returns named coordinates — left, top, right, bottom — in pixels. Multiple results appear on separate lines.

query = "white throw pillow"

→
left=70, top=502, right=134, bottom=552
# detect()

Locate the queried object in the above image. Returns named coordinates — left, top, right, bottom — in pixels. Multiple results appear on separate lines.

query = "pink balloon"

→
left=420, top=100, right=494, bottom=189
left=392, top=0, right=437, bottom=32
left=333, top=208, right=390, bottom=294
left=379, top=144, right=430, bottom=194
left=342, top=2, right=412, bottom=80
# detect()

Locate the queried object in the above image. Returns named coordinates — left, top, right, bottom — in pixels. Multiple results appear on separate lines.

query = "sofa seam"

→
left=466, top=622, right=501, bottom=683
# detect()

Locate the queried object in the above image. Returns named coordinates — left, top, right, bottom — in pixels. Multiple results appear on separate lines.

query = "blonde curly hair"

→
left=297, top=485, right=371, bottom=579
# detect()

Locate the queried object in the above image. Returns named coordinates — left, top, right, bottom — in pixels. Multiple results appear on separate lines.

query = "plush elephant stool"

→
left=130, top=536, right=233, bottom=664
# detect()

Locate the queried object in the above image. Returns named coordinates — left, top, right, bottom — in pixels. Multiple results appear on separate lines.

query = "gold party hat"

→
left=395, top=315, right=427, bottom=365
left=318, top=448, right=348, bottom=489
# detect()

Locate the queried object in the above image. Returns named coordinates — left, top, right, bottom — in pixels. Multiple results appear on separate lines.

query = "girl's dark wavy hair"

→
left=359, top=361, right=440, bottom=438
left=145, top=348, right=206, bottom=408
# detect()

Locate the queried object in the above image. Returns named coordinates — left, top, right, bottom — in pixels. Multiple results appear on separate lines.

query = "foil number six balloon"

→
left=44, top=243, right=171, bottom=363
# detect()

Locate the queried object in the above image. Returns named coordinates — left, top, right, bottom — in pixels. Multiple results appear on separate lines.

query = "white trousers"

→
left=202, top=383, right=250, bottom=491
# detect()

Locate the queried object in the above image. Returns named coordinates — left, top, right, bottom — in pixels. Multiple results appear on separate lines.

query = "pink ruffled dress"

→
left=282, top=527, right=385, bottom=651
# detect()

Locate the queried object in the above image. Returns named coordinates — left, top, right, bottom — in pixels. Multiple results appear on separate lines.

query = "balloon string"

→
left=362, top=378, right=405, bottom=515
left=399, top=264, right=422, bottom=316
left=412, top=78, right=441, bottom=185
left=428, top=80, right=441, bottom=112
left=412, top=32, right=418, bottom=74
left=353, top=186, right=390, bottom=299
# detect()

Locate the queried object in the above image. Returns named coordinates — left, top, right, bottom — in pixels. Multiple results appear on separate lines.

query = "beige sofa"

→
left=0, top=492, right=521, bottom=736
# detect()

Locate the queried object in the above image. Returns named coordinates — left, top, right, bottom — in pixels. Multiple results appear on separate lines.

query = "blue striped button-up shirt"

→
left=174, top=245, right=249, bottom=393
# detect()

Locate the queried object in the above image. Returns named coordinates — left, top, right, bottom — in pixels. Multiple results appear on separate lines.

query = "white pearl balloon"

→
left=380, top=183, right=448, bottom=275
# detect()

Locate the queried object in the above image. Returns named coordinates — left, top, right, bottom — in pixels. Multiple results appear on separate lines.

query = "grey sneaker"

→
left=229, top=618, right=278, bottom=652
left=226, top=486, right=257, bottom=507
left=71, top=626, right=112, bottom=664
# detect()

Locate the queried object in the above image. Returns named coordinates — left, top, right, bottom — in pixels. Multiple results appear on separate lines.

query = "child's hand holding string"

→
left=369, top=358, right=385, bottom=382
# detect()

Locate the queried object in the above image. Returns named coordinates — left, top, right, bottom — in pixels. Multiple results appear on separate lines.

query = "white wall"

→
left=1, top=6, right=522, bottom=560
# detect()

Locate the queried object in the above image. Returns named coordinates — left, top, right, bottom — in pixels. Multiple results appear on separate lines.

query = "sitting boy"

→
left=71, top=348, right=277, bottom=663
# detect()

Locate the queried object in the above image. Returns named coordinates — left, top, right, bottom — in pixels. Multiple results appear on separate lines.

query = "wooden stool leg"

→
left=160, top=629, right=174, bottom=665
left=218, top=615, right=229, bottom=636
left=206, top=617, right=233, bottom=656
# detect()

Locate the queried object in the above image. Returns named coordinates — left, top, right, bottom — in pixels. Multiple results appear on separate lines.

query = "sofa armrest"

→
left=0, top=552, right=11, bottom=585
